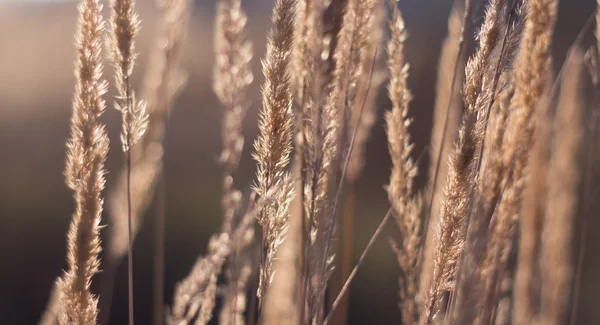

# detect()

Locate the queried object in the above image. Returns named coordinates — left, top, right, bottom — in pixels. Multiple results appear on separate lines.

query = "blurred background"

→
left=0, top=0, right=599, bottom=324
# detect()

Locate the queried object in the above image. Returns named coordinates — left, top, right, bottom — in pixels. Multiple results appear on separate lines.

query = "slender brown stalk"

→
left=108, top=0, right=148, bottom=323
left=252, top=0, right=296, bottom=309
left=324, top=207, right=394, bottom=324
left=57, top=0, right=109, bottom=324
left=385, top=2, right=423, bottom=323
left=328, top=184, right=355, bottom=325
left=539, top=48, right=584, bottom=325
left=421, top=1, right=509, bottom=322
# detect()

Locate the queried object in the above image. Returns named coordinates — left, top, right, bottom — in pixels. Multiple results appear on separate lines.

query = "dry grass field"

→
left=1, top=1, right=600, bottom=325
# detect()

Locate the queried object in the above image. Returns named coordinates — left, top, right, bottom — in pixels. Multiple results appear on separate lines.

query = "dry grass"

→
left=384, top=2, right=422, bottom=323
left=35, top=0, right=600, bottom=324
left=57, top=0, right=109, bottom=324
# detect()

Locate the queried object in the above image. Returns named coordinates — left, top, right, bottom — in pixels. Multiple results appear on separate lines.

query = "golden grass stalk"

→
left=449, top=1, right=529, bottom=321
left=467, top=0, right=557, bottom=322
left=58, top=0, right=109, bottom=323
left=420, top=3, right=465, bottom=299
left=539, top=48, right=584, bottom=325
left=300, top=0, right=379, bottom=321
left=384, top=2, right=423, bottom=323
left=291, top=0, right=310, bottom=103
left=108, top=0, right=189, bottom=259
left=212, top=0, right=254, bottom=321
left=512, top=89, right=550, bottom=325
left=213, top=0, right=254, bottom=234
left=345, top=1, right=385, bottom=184
left=252, top=0, right=296, bottom=307
left=108, top=0, right=148, bottom=322
left=499, top=0, right=558, bottom=201
left=262, top=158, right=303, bottom=325
left=437, top=0, right=557, bottom=320
left=299, top=0, right=347, bottom=321
left=448, top=76, right=516, bottom=325
left=100, top=0, right=190, bottom=323
left=421, top=1, right=508, bottom=322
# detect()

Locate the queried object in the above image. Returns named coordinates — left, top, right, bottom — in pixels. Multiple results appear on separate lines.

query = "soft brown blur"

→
left=0, top=0, right=598, bottom=324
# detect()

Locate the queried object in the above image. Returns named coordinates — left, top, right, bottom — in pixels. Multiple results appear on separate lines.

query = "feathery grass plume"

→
left=212, top=0, right=254, bottom=321
left=109, top=0, right=148, bottom=154
left=448, top=87, right=515, bottom=325
left=300, top=0, right=379, bottom=320
left=498, top=0, right=557, bottom=188
left=479, top=80, right=514, bottom=218
left=168, top=184, right=288, bottom=325
left=291, top=0, right=311, bottom=104
left=169, top=233, right=235, bottom=325
left=512, top=89, right=550, bottom=325
left=213, top=0, right=253, bottom=234
left=108, top=0, right=148, bottom=322
left=99, top=0, right=190, bottom=325
left=449, top=1, right=528, bottom=321
left=384, top=1, right=423, bottom=323
left=295, top=0, right=345, bottom=140
left=252, top=0, right=296, bottom=307
left=420, top=3, right=465, bottom=299
left=58, top=0, right=109, bottom=323
left=461, top=0, right=557, bottom=322
left=320, top=0, right=383, bottom=321
left=298, top=0, right=347, bottom=322
left=100, top=0, right=190, bottom=323
left=497, top=0, right=558, bottom=237
left=539, top=48, right=584, bottom=325
left=420, top=0, right=509, bottom=323
left=421, top=1, right=524, bottom=324
left=344, top=1, right=385, bottom=185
